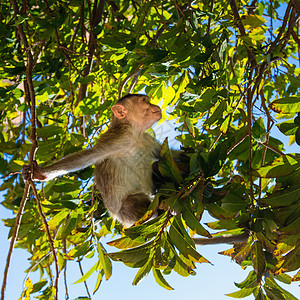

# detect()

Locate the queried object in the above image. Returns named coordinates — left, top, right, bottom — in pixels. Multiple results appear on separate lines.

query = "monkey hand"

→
left=22, top=161, right=47, bottom=181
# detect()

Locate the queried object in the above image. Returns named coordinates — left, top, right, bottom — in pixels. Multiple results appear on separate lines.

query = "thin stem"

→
left=31, top=181, right=59, bottom=300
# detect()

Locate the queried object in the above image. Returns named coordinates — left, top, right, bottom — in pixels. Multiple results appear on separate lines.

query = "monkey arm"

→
left=41, top=148, right=100, bottom=181
left=40, top=131, right=131, bottom=181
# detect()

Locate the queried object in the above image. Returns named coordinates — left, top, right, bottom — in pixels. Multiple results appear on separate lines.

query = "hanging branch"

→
left=30, top=181, right=59, bottom=299
left=1, top=1, right=38, bottom=299
left=0, top=182, right=30, bottom=300
left=78, top=261, right=92, bottom=299
left=2, top=0, right=61, bottom=298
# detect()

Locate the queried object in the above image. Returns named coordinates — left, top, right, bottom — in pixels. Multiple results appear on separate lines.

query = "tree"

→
left=1, top=0, right=300, bottom=299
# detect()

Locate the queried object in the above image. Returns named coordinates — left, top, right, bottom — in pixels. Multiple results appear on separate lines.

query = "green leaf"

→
left=241, top=15, right=266, bottom=28
left=252, top=155, right=300, bottom=178
left=225, top=287, right=255, bottom=298
left=152, top=268, right=174, bottom=290
left=208, top=143, right=227, bottom=176
left=164, top=234, right=196, bottom=277
left=252, top=117, right=266, bottom=142
left=277, top=120, right=298, bottom=136
left=261, top=184, right=300, bottom=207
left=274, top=273, right=292, bottom=285
left=280, top=217, right=300, bottom=235
left=36, top=125, right=63, bottom=138
left=182, top=203, right=211, bottom=237
left=52, top=181, right=82, bottom=193
left=93, top=270, right=103, bottom=295
left=132, top=257, right=153, bottom=286
left=73, top=261, right=99, bottom=284
left=159, top=139, right=182, bottom=184
left=269, top=96, right=300, bottom=114
left=265, top=277, right=298, bottom=300
left=205, top=203, right=236, bottom=219
left=205, top=100, right=227, bottom=125
left=46, top=210, right=69, bottom=231
left=220, top=114, right=232, bottom=134
left=67, top=241, right=91, bottom=258
left=169, top=217, right=204, bottom=263
left=97, top=242, right=112, bottom=280
left=31, top=280, right=48, bottom=294
left=234, top=271, right=257, bottom=289
left=251, top=241, right=265, bottom=281
left=79, top=75, right=95, bottom=84
left=107, top=235, right=146, bottom=249
left=108, top=242, right=153, bottom=264
left=56, top=212, right=78, bottom=240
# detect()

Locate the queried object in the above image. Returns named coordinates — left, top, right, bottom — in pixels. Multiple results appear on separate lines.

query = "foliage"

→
left=0, top=0, right=300, bottom=299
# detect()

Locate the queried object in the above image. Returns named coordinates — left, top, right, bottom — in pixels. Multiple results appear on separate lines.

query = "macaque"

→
left=23, top=94, right=162, bottom=227
left=23, top=93, right=250, bottom=245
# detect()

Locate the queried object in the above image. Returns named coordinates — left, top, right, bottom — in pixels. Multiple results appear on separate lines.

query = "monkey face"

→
left=111, top=95, right=162, bottom=132
left=129, top=96, right=162, bottom=131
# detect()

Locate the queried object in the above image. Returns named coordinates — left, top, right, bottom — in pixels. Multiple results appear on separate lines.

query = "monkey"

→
left=23, top=93, right=250, bottom=245
left=23, top=94, right=162, bottom=227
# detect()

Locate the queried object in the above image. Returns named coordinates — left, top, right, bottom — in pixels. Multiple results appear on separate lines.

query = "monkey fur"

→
left=23, top=94, right=250, bottom=245
left=23, top=94, right=161, bottom=227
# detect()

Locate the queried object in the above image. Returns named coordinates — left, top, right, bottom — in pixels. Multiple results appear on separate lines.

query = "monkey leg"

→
left=118, top=193, right=151, bottom=227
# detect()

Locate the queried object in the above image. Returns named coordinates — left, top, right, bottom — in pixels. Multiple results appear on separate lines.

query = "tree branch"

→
left=30, top=181, right=59, bottom=300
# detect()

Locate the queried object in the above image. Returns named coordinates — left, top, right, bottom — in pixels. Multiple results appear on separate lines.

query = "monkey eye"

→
left=143, top=97, right=150, bottom=103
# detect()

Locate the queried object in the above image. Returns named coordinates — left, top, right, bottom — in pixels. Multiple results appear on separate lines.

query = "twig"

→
left=22, top=252, right=51, bottom=292
left=1, top=1, right=38, bottom=298
left=30, top=181, right=59, bottom=300
left=259, top=141, right=285, bottom=157
left=78, top=261, right=92, bottom=299
left=63, top=239, right=69, bottom=300
left=246, top=82, right=255, bottom=210
left=1, top=181, right=30, bottom=300
left=118, top=63, right=143, bottom=98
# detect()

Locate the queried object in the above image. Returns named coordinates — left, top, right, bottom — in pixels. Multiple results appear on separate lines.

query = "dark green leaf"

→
left=251, top=241, right=266, bottom=281
left=182, top=203, right=211, bottom=237
left=159, top=139, right=182, bottom=184
left=262, top=184, right=300, bottom=207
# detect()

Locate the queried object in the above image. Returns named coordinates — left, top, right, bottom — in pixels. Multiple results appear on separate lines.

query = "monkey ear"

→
left=111, top=104, right=128, bottom=119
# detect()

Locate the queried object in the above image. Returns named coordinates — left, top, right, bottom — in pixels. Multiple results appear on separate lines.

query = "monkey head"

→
left=111, top=94, right=162, bottom=132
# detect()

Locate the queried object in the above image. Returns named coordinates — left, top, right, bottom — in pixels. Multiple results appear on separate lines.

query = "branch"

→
left=1, top=1, right=38, bottom=299
left=30, top=181, right=59, bottom=300
left=78, top=261, right=92, bottom=299
left=193, top=232, right=249, bottom=245
left=227, top=132, right=248, bottom=155
left=0, top=181, right=30, bottom=300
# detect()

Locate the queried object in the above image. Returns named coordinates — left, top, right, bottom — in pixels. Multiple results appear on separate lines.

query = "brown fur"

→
left=23, top=94, right=162, bottom=227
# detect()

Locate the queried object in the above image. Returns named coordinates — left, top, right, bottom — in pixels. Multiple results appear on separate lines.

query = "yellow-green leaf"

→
left=97, top=242, right=112, bottom=280
left=270, top=96, right=300, bottom=114
left=152, top=268, right=174, bottom=290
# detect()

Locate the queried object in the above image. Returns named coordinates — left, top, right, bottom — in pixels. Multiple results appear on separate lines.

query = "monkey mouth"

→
left=154, top=111, right=162, bottom=120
